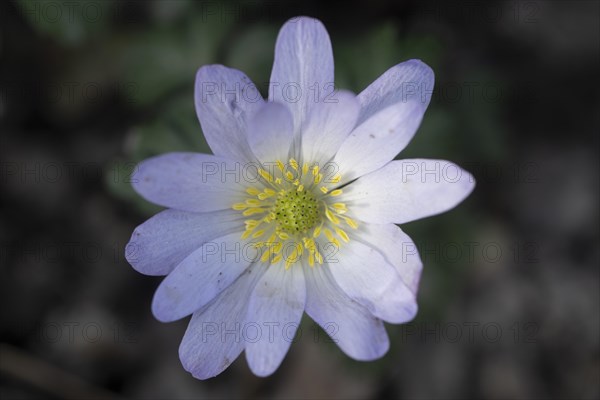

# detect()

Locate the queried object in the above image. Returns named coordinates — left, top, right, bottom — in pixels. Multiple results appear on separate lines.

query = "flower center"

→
left=274, top=189, right=320, bottom=234
left=232, top=158, right=358, bottom=269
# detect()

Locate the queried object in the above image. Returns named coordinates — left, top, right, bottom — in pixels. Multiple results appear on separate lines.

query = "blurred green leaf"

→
left=16, top=0, right=112, bottom=46
left=334, top=23, right=442, bottom=92
left=401, top=108, right=461, bottom=160
left=106, top=93, right=210, bottom=215
left=117, top=15, right=232, bottom=106
left=131, top=93, right=209, bottom=160
left=225, top=23, right=278, bottom=95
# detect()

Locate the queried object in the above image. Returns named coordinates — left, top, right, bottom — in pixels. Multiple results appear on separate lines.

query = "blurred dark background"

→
left=1, top=0, right=598, bottom=398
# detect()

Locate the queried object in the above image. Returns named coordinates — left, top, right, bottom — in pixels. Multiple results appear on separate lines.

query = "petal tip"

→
left=178, top=345, right=219, bottom=380
left=245, top=351, right=281, bottom=378
left=460, top=168, right=477, bottom=199
left=282, top=15, right=325, bottom=28
left=151, top=289, right=180, bottom=323
left=124, top=235, right=140, bottom=267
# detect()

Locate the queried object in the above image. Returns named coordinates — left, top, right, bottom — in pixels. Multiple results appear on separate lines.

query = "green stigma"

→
left=273, top=189, right=320, bottom=234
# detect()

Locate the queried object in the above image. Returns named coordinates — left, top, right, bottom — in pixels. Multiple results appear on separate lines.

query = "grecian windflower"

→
left=126, top=16, right=475, bottom=379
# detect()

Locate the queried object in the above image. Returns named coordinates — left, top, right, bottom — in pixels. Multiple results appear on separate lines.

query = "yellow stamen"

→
left=343, top=216, right=358, bottom=229
left=260, top=248, right=271, bottom=262
left=313, top=222, right=323, bottom=238
left=246, top=187, right=261, bottom=196
left=302, top=163, right=309, bottom=176
left=315, top=250, right=323, bottom=264
left=233, top=157, right=354, bottom=269
left=258, top=169, right=273, bottom=182
left=243, top=207, right=266, bottom=216
left=324, top=228, right=335, bottom=242
left=332, top=203, right=348, bottom=212
left=325, top=207, right=340, bottom=224
left=335, top=227, right=350, bottom=243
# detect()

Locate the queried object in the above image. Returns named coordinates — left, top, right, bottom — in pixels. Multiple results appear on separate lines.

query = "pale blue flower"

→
left=126, top=16, right=475, bottom=379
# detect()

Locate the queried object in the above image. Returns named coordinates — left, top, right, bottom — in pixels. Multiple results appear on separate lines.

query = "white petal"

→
left=195, top=65, right=264, bottom=162
left=132, top=152, right=251, bottom=213
left=357, top=59, right=434, bottom=125
left=332, top=100, right=426, bottom=184
left=353, top=223, right=422, bottom=295
left=343, top=159, right=476, bottom=224
left=300, top=90, right=360, bottom=164
left=179, top=263, right=267, bottom=380
left=304, top=261, right=389, bottom=361
left=126, top=209, right=244, bottom=276
left=247, top=102, right=294, bottom=163
left=245, top=264, right=306, bottom=377
left=152, top=232, right=257, bottom=322
left=328, top=240, right=417, bottom=324
left=332, top=60, right=434, bottom=182
left=269, top=17, right=334, bottom=137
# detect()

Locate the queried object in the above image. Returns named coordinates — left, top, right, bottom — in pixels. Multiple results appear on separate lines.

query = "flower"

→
left=126, top=16, right=475, bottom=379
